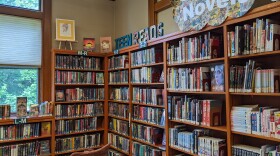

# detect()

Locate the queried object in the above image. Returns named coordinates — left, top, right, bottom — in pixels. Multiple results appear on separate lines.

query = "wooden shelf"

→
left=55, top=129, right=104, bottom=137
left=108, top=115, right=129, bottom=121
left=109, top=146, right=129, bottom=155
left=170, top=120, right=227, bottom=132
left=167, top=57, right=224, bottom=67
left=131, top=120, right=165, bottom=129
left=55, top=100, right=104, bottom=104
left=132, top=102, right=165, bottom=108
left=55, top=84, right=104, bottom=86
left=230, top=92, right=280, bottom=96
left=108, top=68, right=129, bottom=72
left=108, top=100, right=130, bottom=104
left=55, top=115, right=104, bottom=120
left=55, top=68, right=104, bottom=72
left=232, top=131, right=280, bottom=142
left=229, top=50, right=280, bottom=60
left=131, top=83, right=164, bottom=86
left=131, top=62, right=164, bottom=69
left=132, top=138, right=166, bottom=150
left=0, top=135, right=51, bottom=144
left=54, top=50, right=107, bottom=57
left=55, top=145, right=102, bottom=155
left=0, top=116, right=53, bottom=125
left=169, top=146, right=197, bottom=156
left=108, top=130, right=130, bottom=139
left=167, top=90, right=226, bottom=95
left=108, top=83, right=129, bottom=86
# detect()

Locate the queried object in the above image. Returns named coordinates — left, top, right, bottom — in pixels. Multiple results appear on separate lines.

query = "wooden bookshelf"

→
left=169, top=146, right=198, bottom=156
left=55, top=115, right=104, bottom=120
left=0, top=135, right=52, bottom=144
left=55, top=129, right=104, bottom=137
left=132, top=102, right=165, bottom=108
left=55, top=145, right=103, bottom=155
left=131, top=120, right=165, bottom=129
left=108, top=115, right=129, bottom=121
left=130, top=62, right=164, bottom=69
left=167, top=57, right=225, bottom=67
left=167, top=90, right=226, bottom=95
left=170, top=120, right=227, bottom=132
left=109, top=146, right=129, bottom=155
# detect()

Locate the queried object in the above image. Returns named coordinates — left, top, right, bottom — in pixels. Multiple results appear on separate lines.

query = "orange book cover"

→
left=41, top=122, right=51, bottom=136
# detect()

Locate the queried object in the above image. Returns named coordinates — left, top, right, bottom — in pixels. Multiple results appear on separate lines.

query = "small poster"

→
left=100, top=37, right=112, bottom=53
left=83, top=38, right=95, bottom=51
left=17, top=97, right=27, bottom=117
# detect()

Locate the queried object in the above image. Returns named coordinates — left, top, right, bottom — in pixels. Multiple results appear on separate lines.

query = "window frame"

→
left=0, top=0, right=52, bottom=102
left=148, top=0, right=172, bottom=26
left=0, top=0, right=41, bottom=12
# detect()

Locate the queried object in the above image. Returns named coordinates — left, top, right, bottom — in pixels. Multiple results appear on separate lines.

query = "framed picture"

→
left=56, top=19, right=75, bottom=41
left=100, top=37, right=112, bottom=53
left=83, top=38, right=95, bottom=51
left=55, top=90, right=65, bottom=102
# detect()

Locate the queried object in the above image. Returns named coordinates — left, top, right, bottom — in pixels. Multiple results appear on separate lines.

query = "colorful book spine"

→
left=56, top=55, right=102, bottom=70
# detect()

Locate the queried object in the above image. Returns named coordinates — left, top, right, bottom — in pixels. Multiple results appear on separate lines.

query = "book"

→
left=211, top=64, right=224, bottom=92
left=83, top=38, right=95, bottom=51
left=16, top=97, right=27, bottom=117
left=41, top=122, right=51, bottom=136
left=30, top=104, right=39, bottom=116
left=55, top=90, right=65, bottom=102
left=100, top=36, right=112, bottom=53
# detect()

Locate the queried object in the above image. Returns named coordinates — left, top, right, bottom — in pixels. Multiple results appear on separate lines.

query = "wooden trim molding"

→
left=154, top=0, right=172, bottom=13
left=0, top=5, right=43, bottom=19
left=148, top=0, right=156, bottom=26
left=148, top=0, right=172, bottom=26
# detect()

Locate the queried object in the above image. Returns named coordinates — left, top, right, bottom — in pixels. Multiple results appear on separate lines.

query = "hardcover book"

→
left=16, top=97, right=27, bottom=117
left=211, top=64, right=224, bottom=92
left=30, top=104, right=39, bottom=116
left=55, top=90, right=65, bottom=102
left=83, top=38, right=95, bottom=51
left=41, top=122, right=51, bottom=136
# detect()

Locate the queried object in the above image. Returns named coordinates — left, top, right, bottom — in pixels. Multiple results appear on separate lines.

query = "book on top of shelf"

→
left=30, top=104, right=39, bottom=117
left=211, top=64, right=224, bottom=92
left=100, top=36, right=112, bottom=53
left=16, top=97, right=27, bottom=117
left=83, top=38, right=95, bottom=52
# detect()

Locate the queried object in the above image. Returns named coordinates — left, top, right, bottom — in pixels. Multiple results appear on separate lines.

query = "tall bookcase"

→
left=51, top=49, right=108, bottom=155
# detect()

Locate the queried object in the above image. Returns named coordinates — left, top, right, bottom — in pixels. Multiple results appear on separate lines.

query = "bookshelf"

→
left=51, top=49, right=107, bottom=155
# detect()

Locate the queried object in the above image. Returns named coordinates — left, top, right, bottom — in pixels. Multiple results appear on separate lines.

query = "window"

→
left=0, top=0, right=40, bottom=11
left=0, top=68, right=39, bottom=112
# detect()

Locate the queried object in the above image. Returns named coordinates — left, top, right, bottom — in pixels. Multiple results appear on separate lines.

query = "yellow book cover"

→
left=41, top=122, right=51, bottom=136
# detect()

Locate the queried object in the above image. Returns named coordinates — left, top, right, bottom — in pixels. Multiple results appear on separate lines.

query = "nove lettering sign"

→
left=172, top=0, right=255, bottom=31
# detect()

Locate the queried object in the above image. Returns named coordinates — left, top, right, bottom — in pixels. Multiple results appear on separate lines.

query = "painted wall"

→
left=52, top=0, right=115, bottom=51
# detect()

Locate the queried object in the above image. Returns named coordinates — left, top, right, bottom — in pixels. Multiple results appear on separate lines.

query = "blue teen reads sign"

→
left=115, top=22, right=164, bottom=50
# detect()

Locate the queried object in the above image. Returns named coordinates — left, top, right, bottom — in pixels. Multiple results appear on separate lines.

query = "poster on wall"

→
left=172, top=0, right=255, bottom=32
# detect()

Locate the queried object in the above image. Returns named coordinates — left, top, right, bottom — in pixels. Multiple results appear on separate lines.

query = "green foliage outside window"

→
left=0, top=0, right=40, bottom=10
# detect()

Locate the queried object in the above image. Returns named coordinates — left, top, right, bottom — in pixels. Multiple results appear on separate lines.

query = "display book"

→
left=52, top=49, right=106, bottom=155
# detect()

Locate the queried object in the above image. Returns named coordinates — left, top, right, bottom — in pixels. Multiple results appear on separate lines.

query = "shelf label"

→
left=139, top=41, right=147, bottom=48
left=14, top=118, right=27, bottom=124
left=77, top=50, right=88, bottom=56
left=114, top=49, right=119, bottom=55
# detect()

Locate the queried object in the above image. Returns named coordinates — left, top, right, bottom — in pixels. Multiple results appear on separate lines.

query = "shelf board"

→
left=170, top=120, right=227, bottom=132
left=55, top=100, right=104, bottom=104
left=54, top=50, right=107, bottom=57
left=109, top=146, right=129, bottom=155
left=55, top=84, right=104, bottom=86
left=108, top=115, right=129, bottom=121
left=0, top=116, right=53, bottom=125
left=167, top=90, right=226, bottom=95
left=108, top=130, right=130, bottom=139
left=131, top=62, right=164, bottom=69
left=55, top=68, right=104, bottom=72
left=132, top=138, right=166, bottom=150
left=229, top=50, right=280, bottom=60
left=230, top=92, right=280, bottom=96
left=131, top=120, right=165, bottom=129
left=55, top=145, right=102, bottom=155
left=131, top=83, right=164, bottom=86
left=108, top=83, right=129, bottom=86
left=108, top=68, right=129, bottom=72
left=0, top=135, right=51, bottom=144
left=169, top=146, right=198, bottom=156
left=108, top=100, right=130, bottom=104
left=167, top=57, right=224, bottom=67
left=55, top=129, right=104, bottom=137
left=232, top=131, right=280, bottom=142
left=55, top=115, right=104, bottom=120
left=132, top=102, right=165, bottom=108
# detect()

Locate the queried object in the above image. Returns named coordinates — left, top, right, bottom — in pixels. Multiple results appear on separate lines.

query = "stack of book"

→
left=131, top=47, right=163, bottom=67
left=55, top=71, right=104, bottom=84
left=0, top=105, right=10, bottom=118
left=109, top=70, right=129, bottom=84
left=55, top=103, right=103, bottom=118
left=133, top=105, right=165, bottom=126
left=109, top=87, right=129, bottom=102
left=132, top=88, right=163, bottom=105
left=108, top=55, right=129, bottom=70
left=232, top=144, right=280, bottom=156
left=132, top=123, right=164, bottom=145
left=131, top=67, right=162, bottom=83
left=109, top=103, right=129, bottom=119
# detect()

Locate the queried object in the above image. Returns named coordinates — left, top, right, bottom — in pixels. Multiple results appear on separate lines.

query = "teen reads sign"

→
left=172, top=0, right=255, bottom=31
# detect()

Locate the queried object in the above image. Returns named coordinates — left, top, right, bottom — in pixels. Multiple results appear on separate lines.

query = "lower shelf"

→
left=110, top=145, right=129, bottom=155
left=55, top=129, right=104, bottom=137
left=169, top=146, right=198, bottom=156
left=55, top=145, right=103, bottom=155
left=132, top=138, right=166, bottom=151
left=232, top=131, right=280, bottom=142
left=0, top=135, right=51, bottom=144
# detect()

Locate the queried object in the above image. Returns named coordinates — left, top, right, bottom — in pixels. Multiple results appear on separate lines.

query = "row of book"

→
left=39, top=101, right=53, bottom=116
left=132, top=88, right=163, bottom=105
left=168, top=95, right=223, bottom=127
left=229, top=60, right=280, bottom=93
left=55, top=133, right=101, bottom=153
left=231, top=104, right=280, bottom=138
left=170, top=126, right=226, bottom=155
left=133, top=105, right=165, bottom=126
left=227, top=18, right=280, bottom=57
left=0, top=123, right=41, bottom=141
left=132, top=142, right=165, bottom=156
left=55, top=103, right=104, bottom=118
left=109, top=70, right=129, bottom=84
left=108, top=55, right=129, bottom=70
left=108, top=149, right=125, bottom=156
left=55, top=71, right=104, bottom=84
left=0, top=105, right=10, bottom=118
left=109, top=103, right=129, bottom=119
left=109, top=118, right=129, bottom=136
left=167, top=65, right=224, bottom=92
left=0, top=140, right=50, bottom=156
left=56, top=88, right=104, bottom=102
left=167, top=32, right=222, bottom=64
left=132, top=123, right=163, bottom=145
left=232, top=144, right=280, bottom=156
left=56, top=55, right=102, bottom=70
left=131, top=47, right=163, bottom=67
left=109, top=87, right=129, bottom=102
left=131, top=67, right=162, bottom=83
left=108, top=133, right=130, bottom=153
left=55, top=117, right=97, bottom=135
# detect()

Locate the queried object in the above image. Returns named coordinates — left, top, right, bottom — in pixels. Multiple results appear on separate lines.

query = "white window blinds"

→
left=0, top=14, right=42, bottom=66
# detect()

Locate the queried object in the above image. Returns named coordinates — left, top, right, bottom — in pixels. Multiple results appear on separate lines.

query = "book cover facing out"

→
left=17, top=97, right=27, bottom=117
left=83, top=38, right=95, bottom=51
left=211, top=64, right=224, bottom=92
